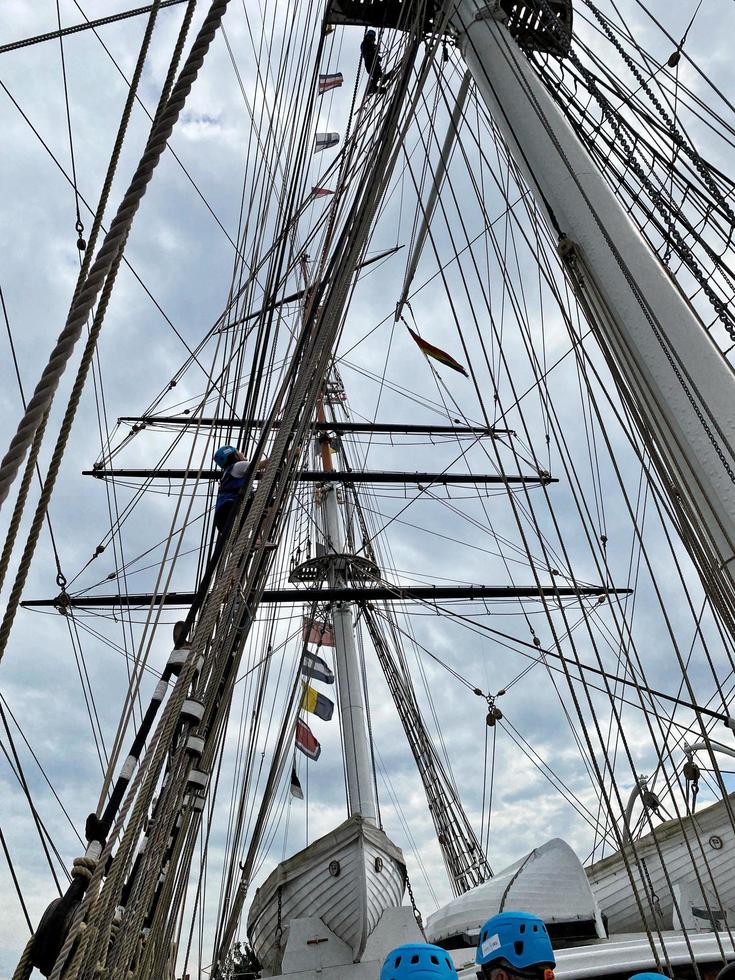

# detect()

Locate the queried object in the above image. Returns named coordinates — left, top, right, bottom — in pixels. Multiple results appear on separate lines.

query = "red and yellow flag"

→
left=407, top=327, right=468, bottom=376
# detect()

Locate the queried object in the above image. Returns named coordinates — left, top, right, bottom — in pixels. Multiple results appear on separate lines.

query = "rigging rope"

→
left=11, top=5, right=735, bottom=972
left=0, top=0, right=165, bottom=667
left=0, top=0, right=231, bottom=512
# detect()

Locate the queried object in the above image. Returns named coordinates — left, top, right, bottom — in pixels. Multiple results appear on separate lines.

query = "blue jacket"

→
left=215, top=461, right=250, bottom=514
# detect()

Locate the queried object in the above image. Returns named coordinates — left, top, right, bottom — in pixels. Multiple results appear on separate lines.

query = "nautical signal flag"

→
left=301, top=682, right=334, bottom=721
left=290, top=766, right=304, bottom=800
left=311, top=186, right=334, bottom=199
left=302, top=650, right=335, bottom=685
left=296, top=719, right=321, bottom=761
left=407, top=327, right=468, bottom=377
left=318, top=72, right=343, bottom=94
left=315, top=132, right=339, bottom=153
left=303, top=618, right=335, bottom=647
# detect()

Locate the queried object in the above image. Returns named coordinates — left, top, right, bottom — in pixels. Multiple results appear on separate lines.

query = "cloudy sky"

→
left=1, top=1, right=735, bottom=977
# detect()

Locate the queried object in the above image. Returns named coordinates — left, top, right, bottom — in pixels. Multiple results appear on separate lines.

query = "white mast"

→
left=316, top=396, right=378, bottom=823
left=449, top=0, right=735, bottom=587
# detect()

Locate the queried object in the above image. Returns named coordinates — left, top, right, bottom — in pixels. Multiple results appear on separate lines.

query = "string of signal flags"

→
left=291, top=617, right=336, bottom=798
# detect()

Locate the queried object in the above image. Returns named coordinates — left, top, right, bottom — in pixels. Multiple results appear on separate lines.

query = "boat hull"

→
left=248, top=814, right=406, bottom=975
left=427, top=837, right=605, bottom=946
left=588, top=793, right=735, bottom=933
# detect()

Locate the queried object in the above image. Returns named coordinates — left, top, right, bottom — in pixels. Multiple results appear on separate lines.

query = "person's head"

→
left=214, top=445, right=242, bottom=469
left=715, top=965, right=735, bottom=980
left=380, top=943, right=458, bottom=980
left=365, top=28, right=376, bottom=39
left=476, top=912, right=555, bottom=980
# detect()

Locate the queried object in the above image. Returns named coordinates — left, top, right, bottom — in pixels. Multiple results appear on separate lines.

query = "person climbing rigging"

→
left=361, top=29, right=387, bottom=95
left=380, top=942, right=459, bottom=980
left=213, top=444, right=267, bottom=535
left=171, top=446, right=269, bottom=649
left=475, top=912, right=556, bottom=980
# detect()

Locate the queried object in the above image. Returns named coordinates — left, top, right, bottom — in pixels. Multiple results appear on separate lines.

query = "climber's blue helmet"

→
left=380, top=943, right=458, bottom=980
left=476, top=912, right=555, bottom=977
left=214, top=445, right=239, bottom=469
left=629, top=975, right=669, bottom=980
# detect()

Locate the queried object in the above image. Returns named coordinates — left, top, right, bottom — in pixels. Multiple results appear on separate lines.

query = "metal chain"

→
left=0, top=0, right=187, bottom=55
left=275, top=885, right=283, bottom=948
left=504, top=0, right=735, bottom=486
left=533, top=0, right=735, bottom=341
left=405, top=869, right=427, bottom=940
left=640, top=856, right=664, bottom=921
left=584, top=0, right=735, bottom=230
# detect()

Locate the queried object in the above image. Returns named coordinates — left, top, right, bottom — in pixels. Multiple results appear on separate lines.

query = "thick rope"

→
left=48, top=660, right=193, bottom=980
left=0, top=252, right=126, bottom=665
left=0, top=0, right=196, bottom=665
left=59, top=503, right=253, bottom=978
left=11, top=937, right=34, bottom=980
left=55, top=18, right=414, bottom=978
left=0, top=0, right=162, bottom=660
left=0, top=414, right=48, bottom=594
left=79, top=660, right=207, bottom=979
left=62, top=922, right=93, bottom=980
left=210, top=35, right=437, bottom=973
left=16, top=6, right=231, bottom=978
left=85, top=2, right=199, bottom=813
left=0, top=0, right=230, bottom=511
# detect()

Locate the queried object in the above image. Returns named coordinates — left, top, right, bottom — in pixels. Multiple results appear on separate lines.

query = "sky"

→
left=1, top=1, right=735, bottom=978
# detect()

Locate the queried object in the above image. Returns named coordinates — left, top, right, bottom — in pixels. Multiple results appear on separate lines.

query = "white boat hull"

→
left=427, top=838, right=605, bottom=946
left=588, top=793, right=735, bottom=933
left=247, top=814, right=406, bottom=975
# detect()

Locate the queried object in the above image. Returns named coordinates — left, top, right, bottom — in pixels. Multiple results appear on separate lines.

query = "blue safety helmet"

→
left=629, top=975, right=669, bottom=980
left=380, top=943, right=458, bottom=980
left=476, top=912, right=555, bottom=973
left=214, top=445, right=238, bottom=469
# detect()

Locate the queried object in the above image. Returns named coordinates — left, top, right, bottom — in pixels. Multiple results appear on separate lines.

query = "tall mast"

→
left=449, top=0, right=735, bottom=602
left=316, top=393, right=379, bottom=823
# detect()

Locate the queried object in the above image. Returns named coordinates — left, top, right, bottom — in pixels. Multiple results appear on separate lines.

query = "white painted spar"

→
left=427, top=838, right=605, bottom=945
left=247, top=815, right=406, bottom=976
left=588, top=792, right=735, bottom=933
left=322, top=480, right=378, bottom=823
left=450, top=0, right=735, bottom=577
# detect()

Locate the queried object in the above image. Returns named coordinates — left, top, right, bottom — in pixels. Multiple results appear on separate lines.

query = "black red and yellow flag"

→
left=407, top=327, right=468, bottom=377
